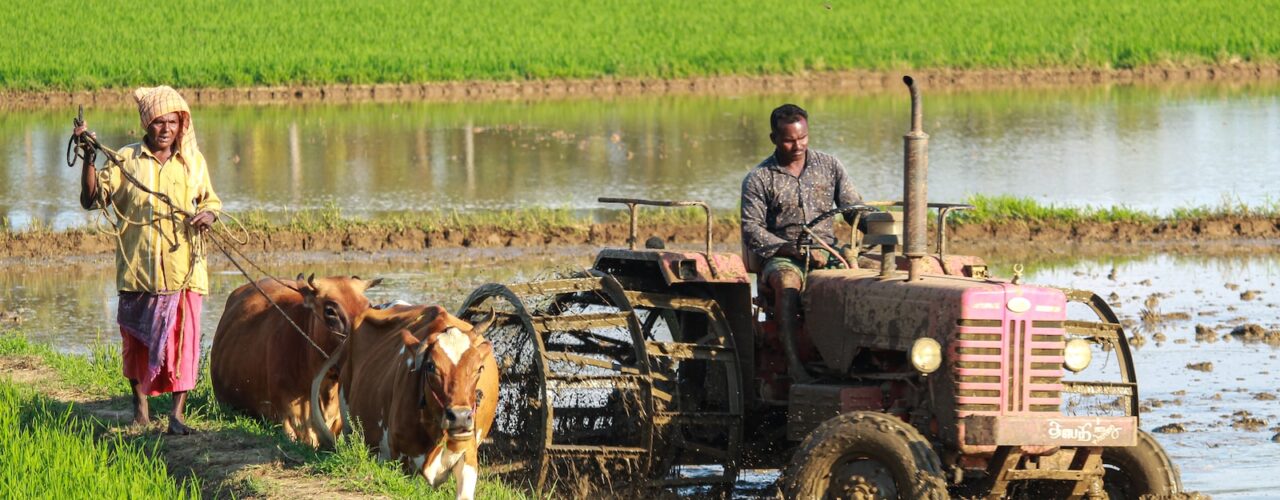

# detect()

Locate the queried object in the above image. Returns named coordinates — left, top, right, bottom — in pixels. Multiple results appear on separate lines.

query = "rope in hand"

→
left=69, top=110, right=335, bottom=358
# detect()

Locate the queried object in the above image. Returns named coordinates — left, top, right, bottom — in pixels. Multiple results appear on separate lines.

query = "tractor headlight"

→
left=910, top=337, right=942, bottom=374
left=1063, top=338, right=1093, bottom=373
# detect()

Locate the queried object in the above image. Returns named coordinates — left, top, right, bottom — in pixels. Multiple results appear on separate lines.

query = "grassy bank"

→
left=954, top=195, right=1280, bottom=224
left=0, top=381, right=199, bottom=498
left=0, top=330, right=528, bottom=499
left=168, top=196, right=1280, bottom=234
left=5, top=195, right=1280, bottom=236
left=3, top=1, right=1278, bottom=91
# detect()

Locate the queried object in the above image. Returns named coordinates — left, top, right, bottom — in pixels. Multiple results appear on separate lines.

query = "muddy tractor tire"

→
left=782, top=412, right=949, bottom=500
left=1101, top=429, right=1182, bottom=498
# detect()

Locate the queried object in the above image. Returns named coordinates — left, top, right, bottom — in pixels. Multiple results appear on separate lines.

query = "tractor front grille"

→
left=956, top=318, right=1065, bottom=415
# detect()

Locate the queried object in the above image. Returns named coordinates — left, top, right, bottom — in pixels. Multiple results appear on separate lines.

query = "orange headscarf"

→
left=133, top=86, right=200, bottom=160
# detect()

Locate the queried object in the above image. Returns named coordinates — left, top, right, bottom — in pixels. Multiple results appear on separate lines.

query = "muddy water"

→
left=1, top=249, right=1277, bottom=496
left=1021, top=254, right=1280, bottom=498
left=3, top=82, right=1279, bottom=230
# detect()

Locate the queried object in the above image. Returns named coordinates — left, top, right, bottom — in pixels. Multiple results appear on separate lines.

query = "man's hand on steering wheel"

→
left=807, top=249, right=829, bottom=268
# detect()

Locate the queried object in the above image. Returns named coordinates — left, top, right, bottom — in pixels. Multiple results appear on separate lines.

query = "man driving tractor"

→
left=740, top=103, right=862, bottom=383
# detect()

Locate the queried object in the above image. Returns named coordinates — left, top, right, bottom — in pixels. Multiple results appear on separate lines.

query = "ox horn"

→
left=470, top=307, right=497, bottom=337
left=309, top=341, right=349, bottom=450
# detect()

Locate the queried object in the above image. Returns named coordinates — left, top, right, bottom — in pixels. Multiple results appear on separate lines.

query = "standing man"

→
left=74, top=86, right=221, bottom=434
left=741, top=104, right=861, bottom=383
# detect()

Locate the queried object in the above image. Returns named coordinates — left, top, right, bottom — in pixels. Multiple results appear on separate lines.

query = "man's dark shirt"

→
left=741, top=150, right=862, bottom=260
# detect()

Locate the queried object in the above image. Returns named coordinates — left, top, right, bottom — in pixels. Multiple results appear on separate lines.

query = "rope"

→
left=70, top=120, right=333, bottom=359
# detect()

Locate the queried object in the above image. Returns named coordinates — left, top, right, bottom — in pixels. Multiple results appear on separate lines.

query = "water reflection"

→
left=3, top=83, right=1279, bottom=231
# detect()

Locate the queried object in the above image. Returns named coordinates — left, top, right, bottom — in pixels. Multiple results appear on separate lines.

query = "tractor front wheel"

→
left=1101, top=429, right=1182, bottom=498
left=782, top=412, right=948, bottom=500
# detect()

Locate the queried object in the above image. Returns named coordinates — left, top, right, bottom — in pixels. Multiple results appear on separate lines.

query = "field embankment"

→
left=0, top=332, right=528, bottom=499
left=4, top=197, right=1279, bottom=260
left=3, top=1, right=1279, bottom=107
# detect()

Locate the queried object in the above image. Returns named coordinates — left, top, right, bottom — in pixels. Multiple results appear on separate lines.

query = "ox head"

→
left=296, top=273, right=383, bottom=345
left=401, top=308, right=496, bottom=440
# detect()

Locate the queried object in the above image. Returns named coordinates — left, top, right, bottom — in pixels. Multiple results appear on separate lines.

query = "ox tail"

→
left=309, top=341, right=349, bottom=450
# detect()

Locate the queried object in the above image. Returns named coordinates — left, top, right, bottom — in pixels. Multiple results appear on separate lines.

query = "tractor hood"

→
left=802, top=268, right=1067, bottom=375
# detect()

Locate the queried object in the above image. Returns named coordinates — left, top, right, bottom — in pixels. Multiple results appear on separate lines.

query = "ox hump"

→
left=437, top=327, right=470, bottom=366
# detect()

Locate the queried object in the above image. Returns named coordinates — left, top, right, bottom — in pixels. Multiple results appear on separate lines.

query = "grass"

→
left=231, top=204, right=586, bottom=234
left=0, top=380, right=200, bottom=498
left=0, top=329, right=528, bottom=499
left=2, top=0, right=1278, bottom=91
left=951, top=194, right=1157, bottom=224
left=7, top=196, right=1280, bottom=238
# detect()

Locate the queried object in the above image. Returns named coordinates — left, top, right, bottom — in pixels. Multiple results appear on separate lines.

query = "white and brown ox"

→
left=310, top=304, right=498, bottom=500
left=211, top=274, right=380, bottom=446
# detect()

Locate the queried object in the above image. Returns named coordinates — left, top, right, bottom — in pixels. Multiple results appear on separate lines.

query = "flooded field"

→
left=3, top=82, right=1279, bottom=230
left=1, top=247, right=1277, bottom=497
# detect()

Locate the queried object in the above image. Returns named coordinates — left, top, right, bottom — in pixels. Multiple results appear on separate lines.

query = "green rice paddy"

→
left=3, top=0, right=1278, bottom=91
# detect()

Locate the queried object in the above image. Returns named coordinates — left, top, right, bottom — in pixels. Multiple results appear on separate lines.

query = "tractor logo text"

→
left=1047, top=419, right=1124, bottom=445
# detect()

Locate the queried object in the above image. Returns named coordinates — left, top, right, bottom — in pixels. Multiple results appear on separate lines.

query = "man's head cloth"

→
left=133, top=86, right=199, bottom=157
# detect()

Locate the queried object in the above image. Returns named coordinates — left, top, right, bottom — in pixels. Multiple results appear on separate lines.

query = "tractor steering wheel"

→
left=780, top=203, right=879, bottom=269
left=805, top=203, right=879, bottom=231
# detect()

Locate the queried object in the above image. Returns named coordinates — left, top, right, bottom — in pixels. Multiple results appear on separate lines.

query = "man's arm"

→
left=187, top=152, right=221, bottom=231
left=74, top=124, right=100, bottom=210
left=832, top=158, right=863, bottom=223
left=741, top=171, right=791, bottom=259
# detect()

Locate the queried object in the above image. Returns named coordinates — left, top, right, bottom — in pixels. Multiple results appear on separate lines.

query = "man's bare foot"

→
left=166, top=415, right=193, bottom=435
left=128, top=378, right=149, bottom=426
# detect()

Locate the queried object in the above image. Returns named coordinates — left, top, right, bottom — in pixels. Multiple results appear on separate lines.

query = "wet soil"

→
left=0, top=357, right=376, bottom=499
left=4, top=63, right=1279, bottom=110
left=4, top=215, right=1280, bottom=261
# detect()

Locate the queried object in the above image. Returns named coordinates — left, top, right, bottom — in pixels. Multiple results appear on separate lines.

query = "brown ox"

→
left=310, top=305, right=497, bottom=500
left=211, top=274, right=379, bottom=446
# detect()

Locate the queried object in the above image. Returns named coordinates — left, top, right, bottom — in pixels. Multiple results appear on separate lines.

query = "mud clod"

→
left=1255, top=392, right=1277, bottom=401
left=1153, top=423, right=1187, bottom=434
left=1229, top=323, right=1280, bottom=345
left=1232, top=411, right=1268, bottom=431
left=1194, top=324, right=1218, bottom=343
left=1186, top=362, right=1213, bottom=372
left=1241, top=290, right=1261, bottom=301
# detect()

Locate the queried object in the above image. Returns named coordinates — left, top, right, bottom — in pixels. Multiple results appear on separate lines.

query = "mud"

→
left=4, top=215, right=1280, bottom=260
left=4, top=63, right=1280, bottom=110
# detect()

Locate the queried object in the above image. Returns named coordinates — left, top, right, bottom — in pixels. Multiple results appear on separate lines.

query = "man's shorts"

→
left=761, top=250, right=844, bottom=284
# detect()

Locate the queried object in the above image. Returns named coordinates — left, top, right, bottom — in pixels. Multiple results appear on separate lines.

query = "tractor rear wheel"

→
left=782, top=412, right=948, bottom=500
left=1101, top=429, right=1182, bottom=498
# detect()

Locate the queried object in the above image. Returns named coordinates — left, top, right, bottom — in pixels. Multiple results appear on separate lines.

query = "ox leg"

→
left=451, top=448, right=478, bottom=500
left=167, top=391, right=192, bottom=435
left=129, top=378, right=150, bottom=425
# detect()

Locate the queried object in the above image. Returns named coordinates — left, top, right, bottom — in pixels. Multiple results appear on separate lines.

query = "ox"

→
left=210, top=274, right=380, bottom=447
left=310, top=305, right=498, bottom=500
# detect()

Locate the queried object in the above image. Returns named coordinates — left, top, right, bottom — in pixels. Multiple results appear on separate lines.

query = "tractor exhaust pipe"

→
left=903, top=76, right=928, bottom=281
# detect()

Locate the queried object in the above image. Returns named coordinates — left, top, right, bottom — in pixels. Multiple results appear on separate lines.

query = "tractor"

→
left=458, top=76, right=1182, bottom=499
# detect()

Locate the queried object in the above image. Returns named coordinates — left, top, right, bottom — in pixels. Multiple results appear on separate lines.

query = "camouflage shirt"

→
left=741, top=150, right=862, bottom=259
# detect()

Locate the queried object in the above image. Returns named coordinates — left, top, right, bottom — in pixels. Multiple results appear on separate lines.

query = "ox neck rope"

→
left=70, top=123, right=334, bottom=360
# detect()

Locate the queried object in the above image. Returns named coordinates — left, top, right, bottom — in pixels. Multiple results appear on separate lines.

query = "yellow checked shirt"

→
left=91, top=142, right=221, bottom=295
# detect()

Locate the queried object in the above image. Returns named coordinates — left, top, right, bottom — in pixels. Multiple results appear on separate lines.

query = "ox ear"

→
left=357, top=277, right=383, bottom=292
left=400, top=328, right=428, bottom=370
left=468, top=307, right=497, bottom=339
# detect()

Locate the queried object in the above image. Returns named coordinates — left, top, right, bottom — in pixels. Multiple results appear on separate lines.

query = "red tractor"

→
left=460, top=77, right=1181, bottom=499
